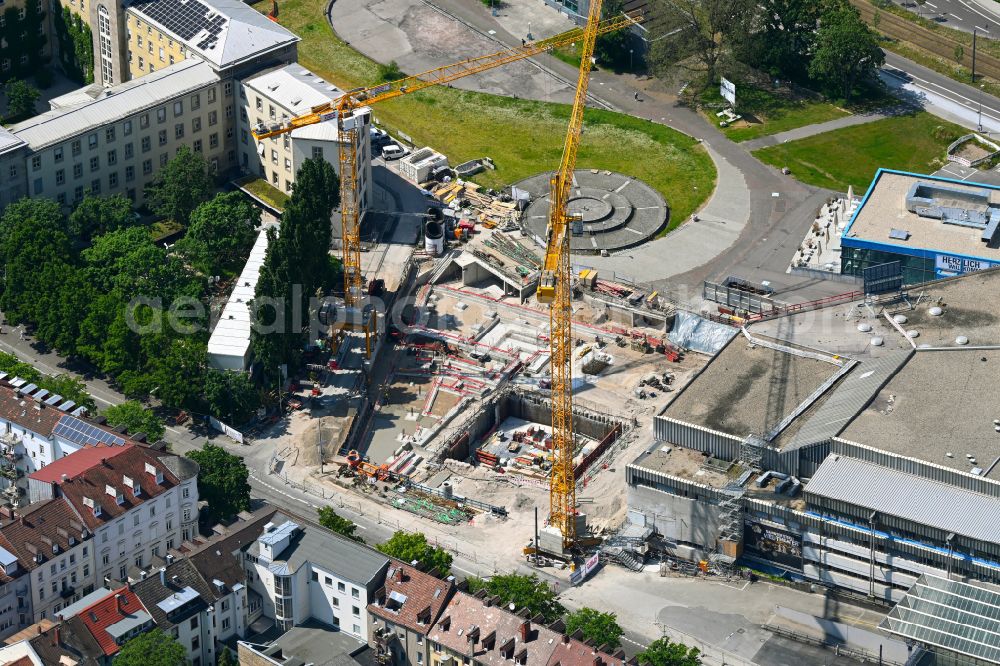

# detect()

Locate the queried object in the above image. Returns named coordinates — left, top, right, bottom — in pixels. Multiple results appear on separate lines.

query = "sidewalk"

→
left=741, top=111, right=893, bottom=151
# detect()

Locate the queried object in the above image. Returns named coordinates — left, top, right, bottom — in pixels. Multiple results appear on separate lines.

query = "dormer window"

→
left=116, top=493, right=125, bottom=505
left=156, top=471, right=164, bottom=485
left=51, top=543, right=58, bottom=555
left=132, top=484, right=141, bottom=497
left=83, top=496, right=101, bottom=518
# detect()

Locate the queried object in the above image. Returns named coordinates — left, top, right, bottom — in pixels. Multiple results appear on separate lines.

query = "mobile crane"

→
left=536, top=0, right=606, bottom=552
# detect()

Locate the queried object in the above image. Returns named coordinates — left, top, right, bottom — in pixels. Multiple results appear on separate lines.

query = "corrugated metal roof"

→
left=0, top=126, right=26, bottom=156
left=11, top=60, right=219, bottom=150
left=207, top=224, right=275, bottom=366
left=880, top=574, right=1000, bottom=663
left=786, top=350, right=914, bottom=450
left=245, top=64, right=341, bottom=116
left=804, top=455, right=1000, bottom=543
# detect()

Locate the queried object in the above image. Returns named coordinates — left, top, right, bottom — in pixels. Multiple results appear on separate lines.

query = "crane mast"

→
left=251, top=13, right=638, bottom=311
left=538, top=0, right=605, bottom=551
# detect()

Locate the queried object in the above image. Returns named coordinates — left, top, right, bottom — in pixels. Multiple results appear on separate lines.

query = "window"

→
left=133, top=554, right=142, bottom=567
left=160, top=154, right=168, bottom=167
left=54, top=147, right=64, bottom=162
left=352, top=588, right=359, bottom=599
left=271, top=149, right=278, bottom=165
left=158, top=130, right=167, bottom=146
left=73, top=163, right=82, bottom=179
left=72, top=140, right=81, bottom=156
left=166, top=538, right=174, bottom=550
left=192, top=117, right=201, bottom=133
left=222, top=617, right=230, bottom=631
left=284, top=158, right=291, bottom=172
left=125, top=166, right=134, bottom=182
left=191, top=93, right=200, bottom=110
left=143, top=160, right=152, bottom=175
left=105, top=127, right=115, bottom=143
left=208, top=87, right=216, bottom=103
left=255, top=97, right=262, bottom=111
left=158, top=46, right=164, bottom=62
left=157, top=108, right=166, bottom=123
left=56, top=170, right=65, bottom=185
left=190, top=616, right=198, bottom=630
left=38, top=588, right=44, bottom=601
left=338, top=582, right=346, bottom=593
left=88, top=133, right=98, bottom=148
left=142, top=137, right=151, bottom=153
left=312, top=146, right=324, bottom=160
left=166, top=517, right=173, bottom=531
left=74, top=186, right=84, bottom=202
left=269, top=104, right=276, bottom=120
left=332, top=597, right=339, bottom=607
left=119, top=565, right=126, bottom=580
left=324, top=576, right=332, bottom=586
left=225, top=104, right=233, bottom=118
left=57, top=193, right=67, bottom=206
left=109, top=172, right=118, bottom=188
left=353, top=606, right=360, bottom=617
left=353, top=624, right=361, bottom=635
left=182, top=507, right=191, bottom=521
left=240, top=129, right=248, bottom=145
left=174, top=123, right=184, bottom=139
left=173, top=101, right=183, bottom=116
left=98, top=5, right=115, bottom=82
left=124, top=120, right=132, bottom=136
left=7, top=164, right=14, bottom=180
left=182, top=487, right=190, bottom=499
left=83, top=564, right=89, bottom=577
left=224, top=81, right=233, bottom=96
left=312, top=571, right=319, bottom=582
left=208, top=110, right=217, bottom=126
left=31, top=156, right=40, bottom=171
left=124, top=143, right=133, bottom=159
left=283, top=134, right=290, bottom=150
left=272, top=171, right=278, bottom=185
left=89, top=157, right=99, bottom=172
left=107, top=149, right=117, bottom=165
left=209, top=133, right=218, bottom=149
left=137, top=35, right=143, bottom=47
left=169, top=55, right=174, bottom=65
left=140, top=114, right=149, bottom=129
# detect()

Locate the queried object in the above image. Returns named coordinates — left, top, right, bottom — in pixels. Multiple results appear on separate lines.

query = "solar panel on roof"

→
left=44, top=394, right=63, bottom=405
left=131, top=0, right=227, bottom=43
left=53, top=415, right=125, bottom=446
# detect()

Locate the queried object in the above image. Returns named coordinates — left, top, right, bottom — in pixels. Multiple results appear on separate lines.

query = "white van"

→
left=381, top=143, right=406, bottom=160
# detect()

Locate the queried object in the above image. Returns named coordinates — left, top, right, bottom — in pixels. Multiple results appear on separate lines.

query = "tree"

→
left=637, top=637, right=701, bottom=666
left=177, top=192, right=262, bottom=274
left=83, top=227, right=201, bottom=302
left=143, top=336, right=207, bottom=409
left=186, top=444, right=251, bottom=524
left=69, top=194, right=135, bottom=241
left=565, top=608, right=624, bottom=649
left=4, top=78, right=40, bottom=120
left=954, top=44, right=965, bottom=65
left=377, top=60, right=404, bottom=82
left=465, top=573, right=564, bottom=622
left=217, top=646, right=238, bottom=666
left=594, top=0, right=633, bottom=71
left=102, top=400, right=165, bottom=441
left=113, top=629, right=186, bottom=666
left=734, top=0, right=823, bottom=81
left=203, top=370, right=260, bottom=424
left=318, top=506, right=362, bottom=542
left=808, top=2, right=885, bottom=101
left=648, top=0, right=754, bottom=83
left=144, top=146, right=213, bottom=226
left=377, top=532, right=453, bottom=576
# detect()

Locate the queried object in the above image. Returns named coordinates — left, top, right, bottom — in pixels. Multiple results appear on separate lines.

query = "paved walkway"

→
left=740, top=111, right=892, bottom=151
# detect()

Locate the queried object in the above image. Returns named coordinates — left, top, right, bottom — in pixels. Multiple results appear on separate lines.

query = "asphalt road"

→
left=890, top=0, right=1000, bottom=34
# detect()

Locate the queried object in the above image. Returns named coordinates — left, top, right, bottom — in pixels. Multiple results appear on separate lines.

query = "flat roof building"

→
left=841, top=169, right=1000, bottom=284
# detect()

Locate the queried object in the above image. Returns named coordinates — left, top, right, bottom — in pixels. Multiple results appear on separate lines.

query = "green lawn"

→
left=266, top=0, right=716, bottom=229
left=721, top=101, right=850, bottom=142
left=752, top=111, right=966, bottom=191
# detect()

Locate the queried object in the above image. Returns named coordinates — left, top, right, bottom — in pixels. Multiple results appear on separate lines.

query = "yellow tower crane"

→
left=536, top=0, right=606, bottom=551
left=251, top=12, right=637, bottom=313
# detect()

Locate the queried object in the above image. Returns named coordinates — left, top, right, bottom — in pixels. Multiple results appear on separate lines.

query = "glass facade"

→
left=841, top=245, right=938, bottom=286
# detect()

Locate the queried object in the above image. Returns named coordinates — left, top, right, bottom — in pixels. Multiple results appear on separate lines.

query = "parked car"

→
left=370, top=127, right=390, bottom=148
left=381, top=143, right=406, bottom=160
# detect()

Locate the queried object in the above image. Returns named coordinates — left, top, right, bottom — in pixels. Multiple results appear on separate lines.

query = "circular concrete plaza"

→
left=517, top=170, right=668, bottom=255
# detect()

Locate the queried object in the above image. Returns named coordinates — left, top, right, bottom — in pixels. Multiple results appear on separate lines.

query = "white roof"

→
left=128, top=0, right=299, bottom=71
left=12, top=60, right=219, bottom=150
left=244, top=64, right=343, bottom=116
left=207, top=224, right=276, bottom=363
left=0, top=126, right=26, bottom=156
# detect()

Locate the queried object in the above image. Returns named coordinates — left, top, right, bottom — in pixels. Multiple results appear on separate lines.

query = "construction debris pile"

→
left=430, top=180, right=522, bottom=230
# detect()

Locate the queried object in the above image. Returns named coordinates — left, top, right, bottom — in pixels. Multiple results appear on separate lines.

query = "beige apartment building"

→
left=11, top=59, right=232, bottom=207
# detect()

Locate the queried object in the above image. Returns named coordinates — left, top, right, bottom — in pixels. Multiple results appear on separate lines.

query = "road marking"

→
left=959, top=0, right=995, bottom=23
left=926, top=1, right=937, bottom=7
left=950, top=12, right=964, bottom=20
left=884, top=64, right=1000, bottom=122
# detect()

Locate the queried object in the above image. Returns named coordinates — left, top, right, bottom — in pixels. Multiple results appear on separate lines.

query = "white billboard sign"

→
left=720, top=77, right=736, bottom=106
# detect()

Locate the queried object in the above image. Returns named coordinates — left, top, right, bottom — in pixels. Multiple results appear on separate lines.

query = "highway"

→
left=887, top=0, right=1000, bottom=34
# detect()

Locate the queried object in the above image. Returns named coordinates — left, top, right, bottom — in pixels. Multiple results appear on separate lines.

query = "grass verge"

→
left=752, top=110, right=966, bottom=191
left=266, top=0, right=716, bottom=229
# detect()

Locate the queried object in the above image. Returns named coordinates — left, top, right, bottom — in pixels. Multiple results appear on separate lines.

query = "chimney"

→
left=562, top=634, right=571, bottom=644
left=593, top=658, right=602, bottom=666
left=54, top=625, right=60, bottom=647
left=394, top=567, right=404, bottom=583
left=159, top=568, right=166, bottom=586
left=115, top=593, right=125, bottom=615
left=37, top=624, right=42, bottom=635
left=519, top=620, right=530, bottom=642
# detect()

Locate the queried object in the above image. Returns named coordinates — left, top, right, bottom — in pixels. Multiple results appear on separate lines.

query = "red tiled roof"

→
left=41, top=445, right=180, bottom=530
left=4, top=656, right=34, bottom=666
left=76, top=586, right=148, bottom=657
left=547, top=636, right=627, bottom=666
left=0, top=499, right=89, bottom=572
left=368, top=563, right=455, bottom=634
left=0, top=386, right=62, bottom=438
left=29, top=444, right=132, bottom=483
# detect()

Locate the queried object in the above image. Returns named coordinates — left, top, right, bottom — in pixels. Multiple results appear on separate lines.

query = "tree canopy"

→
left=466, top=573, right=564, bottom=623
left=203, top=369, right=260, bottom=424
left=178, top=192, right=262, bottom=275
left=318, top=506, right=362, bottom=542
left=113, top=629, right=186, bottom=666
left=565, top=608, right=624, bottom=649
left=647, top=0, right=753, bottom=82
left=69, top=194, right=136, bottom=242
left=186, top=444, right=251, bottom=524
left=637, top=637, right=701, bottom=666
left=808, top=2, right=884, bottom=101
left=143, top=146, right=214, bottom=225
left=4, top=78, right=40, bottom=120
left=376, top=531, right=453, bottom=576
left=102, top=400, right=165, bottom=441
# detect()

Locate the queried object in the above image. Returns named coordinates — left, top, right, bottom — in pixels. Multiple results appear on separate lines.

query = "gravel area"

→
left=840, top=349, right=1000, bottom=479
left=664, top=337, right=840, bottom=439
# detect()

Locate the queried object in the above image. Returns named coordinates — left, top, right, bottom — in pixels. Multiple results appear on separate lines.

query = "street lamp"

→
left=629, top=48, right=633, bottom=72
left=973, top=24, right=990, bottom=84
left=979, top=83, right=986, bottom=133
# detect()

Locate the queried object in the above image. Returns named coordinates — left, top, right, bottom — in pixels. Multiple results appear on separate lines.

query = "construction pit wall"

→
left=435, top=390, right=628, bottom=485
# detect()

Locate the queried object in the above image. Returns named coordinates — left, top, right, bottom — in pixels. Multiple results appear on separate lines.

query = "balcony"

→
left=60, top=586, right=76, bottom=599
